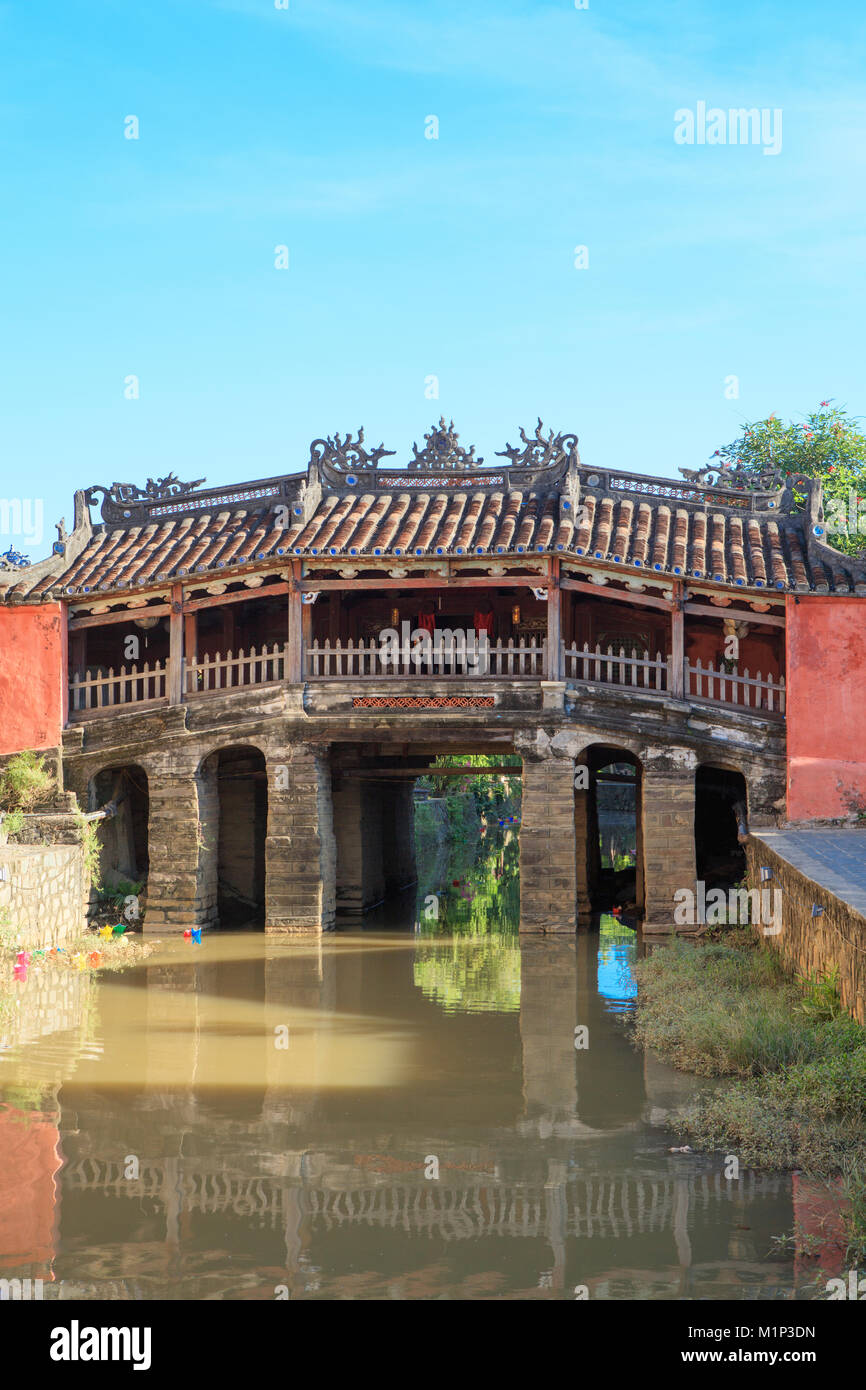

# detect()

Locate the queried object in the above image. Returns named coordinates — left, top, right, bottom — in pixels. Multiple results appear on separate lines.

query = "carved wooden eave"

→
left=4, top=422, right=866, bottom=604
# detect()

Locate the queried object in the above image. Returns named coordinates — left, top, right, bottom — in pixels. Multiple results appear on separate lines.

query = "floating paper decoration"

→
left=183, top=930, right=192, bottom=940
left=191, top=928, right=202, bottom=945
left=99, top=925, right=114, bottom=941
left=88, top=951, right=102, bottom=967
left=13, top=964, right=27, bottom=982
left=112, top=922, right=127, bottom=935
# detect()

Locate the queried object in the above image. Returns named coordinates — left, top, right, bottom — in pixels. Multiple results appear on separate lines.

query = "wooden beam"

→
left=683, top=600, right=786, bottom=628
left=181, top=582, right=289, bottom=613
left=345, top=765, right=523, bottom=779
left=299, top=575, right=543, bottom=591
left=560, top=575, right=673, bottom=612
left=288, top=562, right=303, bottom=682
left=168, top=584, right=183, bottom=706
left=68, top=604, right=171, bottom=631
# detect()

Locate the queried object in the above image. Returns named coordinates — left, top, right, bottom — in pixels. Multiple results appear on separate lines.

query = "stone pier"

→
left=641, top=750, right=698, bottom=931
left=381, top=782, right=417, bottom=894
left=332, top=778, right=385, bottom=913
left=518, top=753, right=577, bottom=932
left=332, top=777, right=417, bottom=913
left=265, top=744, right=336, bottom=933
left=145, top=756, right=212, bottom=930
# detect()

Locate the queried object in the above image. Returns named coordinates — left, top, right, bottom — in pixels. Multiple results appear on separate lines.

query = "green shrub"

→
left=74, top=809, right=102, bottom=891
left=0, top=750, right=55, bottom=812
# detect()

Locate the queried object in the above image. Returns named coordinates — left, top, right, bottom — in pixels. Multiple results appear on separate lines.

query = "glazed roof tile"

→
left=5, top=470, right=866, bottom=600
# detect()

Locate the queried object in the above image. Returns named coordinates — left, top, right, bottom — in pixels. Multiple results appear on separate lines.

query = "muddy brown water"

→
left=0, top=837, right=804, bottom=1301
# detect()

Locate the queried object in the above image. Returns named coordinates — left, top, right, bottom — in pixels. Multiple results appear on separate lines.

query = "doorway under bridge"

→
left=329, top=746, right=522, bottom=918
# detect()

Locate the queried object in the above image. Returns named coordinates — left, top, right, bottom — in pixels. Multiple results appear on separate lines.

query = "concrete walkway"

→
left=752, top=828, right=866, bottom=919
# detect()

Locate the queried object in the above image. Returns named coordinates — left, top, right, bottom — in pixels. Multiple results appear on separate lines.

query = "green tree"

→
left=715, top=402, right=866, bottom=558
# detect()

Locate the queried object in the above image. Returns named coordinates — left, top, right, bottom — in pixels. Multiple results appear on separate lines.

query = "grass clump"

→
left=632, top=934, right=866, bottom=1262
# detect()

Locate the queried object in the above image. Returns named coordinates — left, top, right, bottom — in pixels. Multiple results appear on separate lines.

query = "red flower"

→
left=828, top=466, right=836, bottom=473
left=820, top=400, right=830, bottom=407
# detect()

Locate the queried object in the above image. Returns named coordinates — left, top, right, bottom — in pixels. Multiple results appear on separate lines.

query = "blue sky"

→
left=1, top=0, right=865, bottom=559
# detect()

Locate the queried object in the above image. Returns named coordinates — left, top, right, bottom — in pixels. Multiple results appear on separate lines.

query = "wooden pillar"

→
left=671, top=579, right=685, bottom=699
left=546, top=559, right=562, bottom=680
left=68, top=628, right=85, bottom=719
left=328, top=591, right=342, bottom=643
left=288, top=562, right=303, bottom=682
left=183, top=613, right=197, bottom=696
left=60, top=605, right=70, bottom=726
left=169, top=584, right=183, bottom=706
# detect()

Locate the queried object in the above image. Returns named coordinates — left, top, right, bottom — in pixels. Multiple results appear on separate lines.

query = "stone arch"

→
left=86, top=763, right=150, bottom=890
left=694, top=763, right=748, bottom=889
left=574, top=743, right=644, bottom=922
left=197, top=744, right=268, bottom=928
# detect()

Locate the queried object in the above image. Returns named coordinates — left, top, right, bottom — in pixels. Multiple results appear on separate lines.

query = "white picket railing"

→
left=687, top=658, right=786, bottom=714
left=304, top=637, right=546, bottom=678
left=69, top=662, right=168, bottom=713
left=185, top=643, right=288, bottom=694
left=67, top=640, right=786, bottom=719
left=564, top=643, right=669, bottom=691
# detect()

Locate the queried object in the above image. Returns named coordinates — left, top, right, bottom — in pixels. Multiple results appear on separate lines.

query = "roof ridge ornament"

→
left=0, top=546, right=30, bottom=571
left=496, top=418, right=579, bottom=471
left=309, top=428, right=396, bottom=473
left=86, top=474, right=206, bottom=523
left=409, top=418, right=482, bottom=471
left=679, top=462, right=784, bottom=492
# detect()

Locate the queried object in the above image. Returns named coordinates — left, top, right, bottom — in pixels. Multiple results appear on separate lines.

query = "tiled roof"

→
left=4, top=478, right=866, bottom=600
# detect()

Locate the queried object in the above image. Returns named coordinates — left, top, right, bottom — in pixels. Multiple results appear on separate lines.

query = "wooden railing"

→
left=686, top=658, right=785, bottom=714
left=563, top=644, right=785, bottom=715
left=67, top=641, right=785, bottom=719
left=185, top=644, right=288, bottom=694
left=564, top=643, right=668, bottom=691
left=69, top=662, right=168, bottom=714
left=305, top=637, right=546, bottom=679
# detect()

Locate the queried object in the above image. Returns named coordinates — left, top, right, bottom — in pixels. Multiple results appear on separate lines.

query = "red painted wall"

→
left=0, top=1108, right=60, bottom=1269
left=0, top=604, right=63, bottom=754
left=787, top=595, right=866, bottom=819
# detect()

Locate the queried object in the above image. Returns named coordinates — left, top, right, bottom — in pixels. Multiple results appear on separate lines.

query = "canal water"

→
left=0, top=829, right=803, bottom=1301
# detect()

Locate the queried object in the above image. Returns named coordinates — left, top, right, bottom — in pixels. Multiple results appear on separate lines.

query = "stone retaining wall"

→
left=745, top=835, right=866, bottom=1024
left=0, top=843, right=87, bottom=949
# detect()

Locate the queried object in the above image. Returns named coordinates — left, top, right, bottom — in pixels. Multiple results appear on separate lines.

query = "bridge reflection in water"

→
left=0, top=880, right=801, bottom=1300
